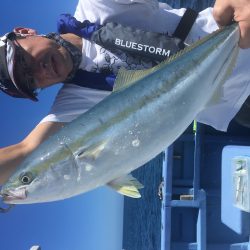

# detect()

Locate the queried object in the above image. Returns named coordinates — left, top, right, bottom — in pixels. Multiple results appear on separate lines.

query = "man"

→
left=0, top=0, right=250, bottom=185
left=0, top=28, right=80, bottom=100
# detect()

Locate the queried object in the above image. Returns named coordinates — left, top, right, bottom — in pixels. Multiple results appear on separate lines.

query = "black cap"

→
left=0, top=32, right=38, bottom=101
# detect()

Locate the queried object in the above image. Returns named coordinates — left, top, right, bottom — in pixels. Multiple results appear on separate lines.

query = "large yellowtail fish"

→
left=1, top=24, right=239, bottom=204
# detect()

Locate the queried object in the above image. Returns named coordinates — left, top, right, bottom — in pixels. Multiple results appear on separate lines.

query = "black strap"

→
left=173, top=8, right=198, bottom=42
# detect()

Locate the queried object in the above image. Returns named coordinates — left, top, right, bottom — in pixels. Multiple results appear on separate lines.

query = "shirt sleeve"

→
left=39, top=84, right=110, bottom=124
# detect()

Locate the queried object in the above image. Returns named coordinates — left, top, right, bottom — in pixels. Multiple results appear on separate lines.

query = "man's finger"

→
left=213, top=2, right=234, bottom=26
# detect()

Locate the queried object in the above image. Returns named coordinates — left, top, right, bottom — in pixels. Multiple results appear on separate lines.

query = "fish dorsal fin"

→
left=113, top=49, right=182, bottom=92
left=113, top=67, right=157, bottom=92
left=113, top=48, right=188, bottom=92
left=113, top=49, right=185, bottom=93
left=107, top=173, right=144, bottom=198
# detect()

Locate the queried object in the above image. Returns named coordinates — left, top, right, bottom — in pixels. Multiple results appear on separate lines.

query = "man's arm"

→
left=0, top=121, right=64, bottom=185
left=213, top=0, right=250, bottom=48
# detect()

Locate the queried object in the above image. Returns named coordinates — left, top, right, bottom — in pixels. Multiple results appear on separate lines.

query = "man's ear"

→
left=13, top=27, right=38, bottom=36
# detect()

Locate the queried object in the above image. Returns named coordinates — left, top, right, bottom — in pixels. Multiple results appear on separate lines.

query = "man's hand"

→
left=213, top=0, right=250, bottom=48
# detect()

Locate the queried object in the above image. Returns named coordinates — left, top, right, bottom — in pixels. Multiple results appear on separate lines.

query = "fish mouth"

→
left=1, top=188, right=27, bottom=203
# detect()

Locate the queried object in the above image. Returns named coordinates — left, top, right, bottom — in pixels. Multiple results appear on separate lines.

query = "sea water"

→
left=122, top=1, right=214, bottom=250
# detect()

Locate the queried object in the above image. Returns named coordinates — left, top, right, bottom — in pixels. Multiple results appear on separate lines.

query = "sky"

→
left=0, top=1, right=124, bottom=250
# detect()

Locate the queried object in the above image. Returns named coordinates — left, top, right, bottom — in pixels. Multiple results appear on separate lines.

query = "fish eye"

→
left=19, top=172, right=33, bottom=185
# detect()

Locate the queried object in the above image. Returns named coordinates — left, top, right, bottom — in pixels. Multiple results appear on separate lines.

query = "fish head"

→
left=1, top=142, right=78, bottom=204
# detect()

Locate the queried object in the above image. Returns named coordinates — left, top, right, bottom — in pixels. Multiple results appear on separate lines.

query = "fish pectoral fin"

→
left=107, top=173, right=144, bottom=198
left=77, top=141, right=107, bottom=160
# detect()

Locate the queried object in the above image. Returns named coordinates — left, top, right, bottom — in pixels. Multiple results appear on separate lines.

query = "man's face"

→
left=15, top=35, right=73, bottom=89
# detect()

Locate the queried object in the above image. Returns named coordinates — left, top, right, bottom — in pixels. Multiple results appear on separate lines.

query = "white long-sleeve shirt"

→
left=40, top=0, right=250, bottom=132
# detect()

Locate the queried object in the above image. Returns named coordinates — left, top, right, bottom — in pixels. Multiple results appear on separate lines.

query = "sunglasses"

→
left=13, top=39, right=38, bottom=98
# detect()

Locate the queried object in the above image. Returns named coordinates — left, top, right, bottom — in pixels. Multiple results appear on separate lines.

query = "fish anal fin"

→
left=108, top=173, right=144, bottom=198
